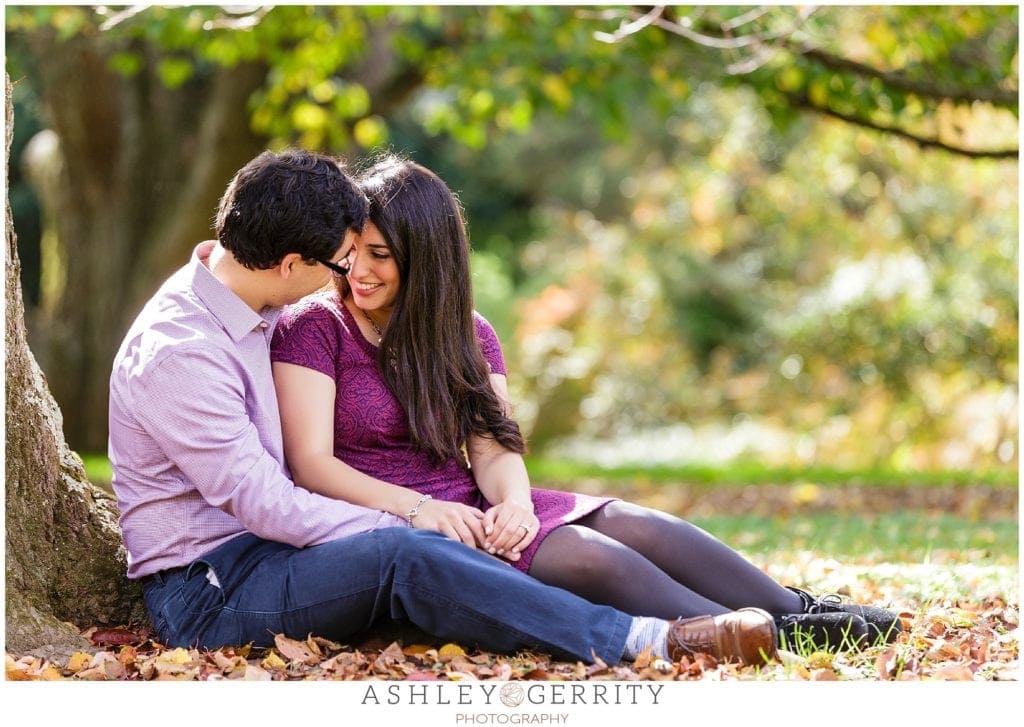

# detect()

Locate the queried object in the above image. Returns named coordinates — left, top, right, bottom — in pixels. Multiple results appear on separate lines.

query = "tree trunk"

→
left=5, top=74, right=145, bottom=659
left=11, top=28, right=268, bottom=452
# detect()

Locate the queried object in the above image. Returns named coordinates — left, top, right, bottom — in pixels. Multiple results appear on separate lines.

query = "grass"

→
left=693, top=511, right=1017, bottom=565
left=80, top=452, right=113, bottom=486
left=80, top=451, right=1017, bottom=567
left=82, top=451, right=1018, bottom=490
left=524, top=456, right=1018, bottom=489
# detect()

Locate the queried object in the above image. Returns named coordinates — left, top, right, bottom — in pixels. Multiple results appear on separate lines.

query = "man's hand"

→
left=482, top=500, right=539, bottom=562
left=412, top=499, right=487, bottom=549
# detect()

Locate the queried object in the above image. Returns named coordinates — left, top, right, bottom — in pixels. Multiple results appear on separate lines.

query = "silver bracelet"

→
left=405, top=494, right=432, bottom=527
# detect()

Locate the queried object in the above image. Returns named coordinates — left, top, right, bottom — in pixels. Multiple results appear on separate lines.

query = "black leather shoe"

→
left=788, top=587, right=904, bottom=644
left=777, top=611, right=869, bottom=652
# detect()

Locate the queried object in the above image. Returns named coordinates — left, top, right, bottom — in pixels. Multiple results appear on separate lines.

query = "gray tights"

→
left=528, top=501, right=804, bottom=619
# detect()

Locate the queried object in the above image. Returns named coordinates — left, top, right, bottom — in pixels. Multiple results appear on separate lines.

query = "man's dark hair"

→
left=215, top=149, right=368, bottom=269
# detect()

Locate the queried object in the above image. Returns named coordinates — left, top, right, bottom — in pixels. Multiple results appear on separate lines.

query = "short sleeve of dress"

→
left=270, top=297, right=340, bottom=379
left=473, top=312, right=507, bottom=376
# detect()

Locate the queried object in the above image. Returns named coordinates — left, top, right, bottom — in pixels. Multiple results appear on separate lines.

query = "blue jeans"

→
left=141, top=528, right=632, bottom=664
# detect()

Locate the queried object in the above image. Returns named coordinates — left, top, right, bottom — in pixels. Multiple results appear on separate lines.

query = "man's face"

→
left=284, top=230, right=356, bottom=304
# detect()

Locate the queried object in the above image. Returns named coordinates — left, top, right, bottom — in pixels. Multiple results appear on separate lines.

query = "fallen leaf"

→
left=162, top=647, right=193, bottom=665
left=66, top=651, right=93, bottom=673
left=260, top=651, right=288, bottom=671
left=875, top=647, right=899, bottom=680
left=438, top=643, right=466, bottom=661
left=5, top=655, right=32, bottom=681
left=117, top=645, right=138, bottom=666
left=311, top=636, right=343, bottom=652
left=406, top=670, right=441, bottom=681
left=39, top=665, right=64, bottom=680
left=930, top=664, right=975, bottom=681
left=274, top=634, right=320, bottom=665
left=89, top=627, right=142, bottom=646
left=402, top=643, right=434, bottom=657
left=632, top=646, right=653, bottom=669
left=243, top=664, right=273, bottom=680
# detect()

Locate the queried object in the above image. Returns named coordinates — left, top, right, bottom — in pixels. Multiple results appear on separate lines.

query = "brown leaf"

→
left=406, top=670, right=442, bottom=681
left=402, top=643, right=434, bottom=657
left=89, top=627, right=143, bottom=646
left=875, top=647, right=899, bottom=680
left=243, top=664, right=273, bottom=681
left=74, top=666, right=110, bottom=681
left=274, top=633, right=320, bottom=665
left=311, top=636, right=344, bottom=652
left=930, top=664, right=975, bottom=681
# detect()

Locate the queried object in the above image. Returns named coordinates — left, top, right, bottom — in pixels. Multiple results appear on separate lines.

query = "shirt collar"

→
left=189, top=241, right=281, bottom=341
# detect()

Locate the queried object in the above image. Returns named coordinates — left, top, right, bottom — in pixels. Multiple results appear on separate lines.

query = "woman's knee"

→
left=532, top=525, right=632, bottom=581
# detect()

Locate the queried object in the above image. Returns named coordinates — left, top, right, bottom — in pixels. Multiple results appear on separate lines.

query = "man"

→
left=109, top=149, right=778, bottom=665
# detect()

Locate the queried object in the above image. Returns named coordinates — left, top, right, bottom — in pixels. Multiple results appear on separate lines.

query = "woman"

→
left=270, top=155, right=902, bottom=652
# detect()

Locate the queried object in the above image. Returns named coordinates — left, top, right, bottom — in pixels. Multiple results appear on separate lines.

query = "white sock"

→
left=623, top=617, right=670, bottom=660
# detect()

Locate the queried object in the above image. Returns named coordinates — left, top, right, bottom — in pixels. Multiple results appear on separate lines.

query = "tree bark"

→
left=11, top=28, right=268, bottom=452
left=5, top=73, right=145, bottom=659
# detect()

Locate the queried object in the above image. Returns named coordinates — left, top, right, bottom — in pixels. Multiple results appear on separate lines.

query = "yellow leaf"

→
left=261, top=651, right=288, bottom=671
left=162, top=647, right=193, bottom=665
left=40, top=665, right=64, bottom=681
left=66, top=651, right=93, bottom=673
left=5, top=655, right=32, bottom=681
left=438, top=643, right=466, bottom=661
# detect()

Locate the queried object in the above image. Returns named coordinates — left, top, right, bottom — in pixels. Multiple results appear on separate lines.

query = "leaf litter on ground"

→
left=6, top=560, right=1017, bottom=682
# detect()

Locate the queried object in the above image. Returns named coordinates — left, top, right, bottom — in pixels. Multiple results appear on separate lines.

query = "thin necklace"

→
left=361, top=308, right=384, bottom=343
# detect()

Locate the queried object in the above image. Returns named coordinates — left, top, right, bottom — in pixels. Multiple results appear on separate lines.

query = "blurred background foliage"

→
left=5, top=5, right=1018, bottom=473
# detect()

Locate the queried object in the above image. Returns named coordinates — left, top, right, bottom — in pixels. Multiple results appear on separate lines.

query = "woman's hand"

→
left=411, top=499, right=487, bottom=549
left=482, top=500, right=539, bottom=562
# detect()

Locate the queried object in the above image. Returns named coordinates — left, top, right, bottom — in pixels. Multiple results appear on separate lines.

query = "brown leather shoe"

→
left=667, top=607, right=778, bottom=666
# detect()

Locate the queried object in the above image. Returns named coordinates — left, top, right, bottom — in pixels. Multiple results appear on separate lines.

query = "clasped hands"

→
left=410, top=498, right=538, bottom=562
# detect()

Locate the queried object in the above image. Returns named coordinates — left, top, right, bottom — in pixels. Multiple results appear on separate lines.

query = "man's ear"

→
left=277, top=253, right=305, bottom=279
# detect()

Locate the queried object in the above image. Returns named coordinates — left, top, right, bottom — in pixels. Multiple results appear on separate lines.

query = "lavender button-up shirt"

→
left=109, top=241, right=403, bottom=579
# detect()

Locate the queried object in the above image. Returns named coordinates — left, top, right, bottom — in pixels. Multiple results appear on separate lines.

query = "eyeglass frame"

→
left=313, top=256, right=351, bottom=278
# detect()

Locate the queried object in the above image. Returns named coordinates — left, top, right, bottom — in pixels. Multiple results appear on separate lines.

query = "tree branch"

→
left=787, top=91, right=1018, bottom=159
left=797, top=46, right=1019, bottom=108
left=592, top=6, right=1018, bottom=108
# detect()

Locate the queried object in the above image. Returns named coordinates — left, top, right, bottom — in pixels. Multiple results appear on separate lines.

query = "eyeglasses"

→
left=314, top=257, right=350, bottom=278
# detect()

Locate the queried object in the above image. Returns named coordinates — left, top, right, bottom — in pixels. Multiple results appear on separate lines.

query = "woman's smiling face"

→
left=346, top=221, right=400, bottom=318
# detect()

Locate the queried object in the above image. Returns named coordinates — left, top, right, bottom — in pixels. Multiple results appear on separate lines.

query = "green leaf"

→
left=353, top=116, right=388, bottom=148
left=157, top=57, right=194, bottom=89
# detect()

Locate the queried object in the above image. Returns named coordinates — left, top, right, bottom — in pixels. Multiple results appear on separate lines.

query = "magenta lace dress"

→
left=270, top=291, right=612, bottom=572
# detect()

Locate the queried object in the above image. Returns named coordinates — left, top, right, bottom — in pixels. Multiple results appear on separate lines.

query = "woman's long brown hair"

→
left=339, top=155, right=525, bottom=464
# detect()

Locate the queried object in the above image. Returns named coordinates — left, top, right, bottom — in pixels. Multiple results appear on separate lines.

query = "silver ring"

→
left=518, top=524, right=531, bottom=534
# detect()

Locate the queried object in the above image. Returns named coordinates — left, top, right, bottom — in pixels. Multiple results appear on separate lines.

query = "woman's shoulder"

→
left=472, top=310, right=498, bottom=336
left=278, top=290, right=345, bottom=328
left=472, top=311, right=506, bottom=374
